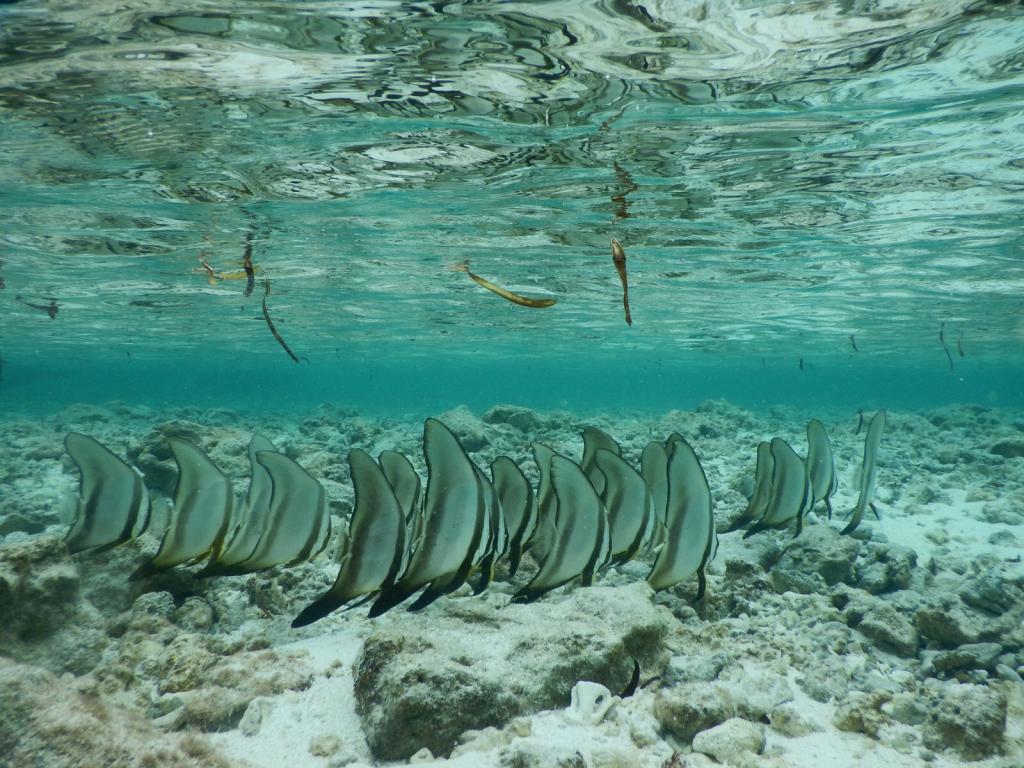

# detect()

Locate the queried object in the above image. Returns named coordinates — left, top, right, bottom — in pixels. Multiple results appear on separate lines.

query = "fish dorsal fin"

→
left=514, top=455, right=607, bottom=602
left=202, top=433, right=276, bottom=575
left=149, top=438, right=232, bottom=570
left=64, top=432, right=149, bottom=555
left=292, top=449, right=405, bottom=627
left=746, top=438, right=807, bottom=536
left=491, top=455, right=536, bottom=577
left=370, top=418, right=483, bottom=615
left=640, top=440, right=669, bottom=550
left=648, top=436, right=714, bottom=593
left=595, top=448, right=650, bottom=565
left=379, top=450, right=421, bottom=527
left=842, top=410, right=886, bottom=535
left=236, top=451, right=327, bottom=571
left=580, top=427, right=621, bottom=496
left=805, top=419, right=837, bottom=510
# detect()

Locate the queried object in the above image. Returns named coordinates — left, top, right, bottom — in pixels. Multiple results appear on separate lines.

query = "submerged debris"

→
left=452, top=260, right=556, bottom=309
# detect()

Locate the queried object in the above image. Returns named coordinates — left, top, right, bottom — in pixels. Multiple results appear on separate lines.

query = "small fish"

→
left=957, top=333, right=965, bottom=358
left=799, top=357, right=805, bottom=371
left=243, top=230, right=255, bottom=298
left=855, top=409, right=864, bottom=435
left=849, top=334, right=859, bottom=352
left=611, top=238, right=632, bottom=326
left=16, top=295, right=57, bottom=319
left=452, top=261, right=556, bottom=308
left=261, top=279, right=300, bottom=364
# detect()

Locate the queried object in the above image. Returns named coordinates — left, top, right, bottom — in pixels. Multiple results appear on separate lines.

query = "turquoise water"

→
left=1, top=1, right=1023, bottom=412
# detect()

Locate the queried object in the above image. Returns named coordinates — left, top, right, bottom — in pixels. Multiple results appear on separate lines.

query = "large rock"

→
left=0, top=657, right=238, bottom=768
left=654, top=683, right=735, bottom=744
left=353, top=583, right=671, bottom=761
left=771, top=526, right=860, bottom=594
left=922, top=683, right=1007, bottom=760
left=0, top=535, right=108, bottom=674
left=691, top=718, right=765, bottom=764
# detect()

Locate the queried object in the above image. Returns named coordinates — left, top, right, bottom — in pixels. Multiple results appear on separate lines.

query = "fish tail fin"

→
left=742, top=524, right=765, bottom=540
left=840, top=512, right=861, bottom=536
left=367, top=582, right=418, bottom=618
left=129, top=559, right=159, bottom=580
left=291, top=592, right=348, bottom=628
left=472, top=554, right=495, bottom=595
left=507, top=544, right=522, bottom=579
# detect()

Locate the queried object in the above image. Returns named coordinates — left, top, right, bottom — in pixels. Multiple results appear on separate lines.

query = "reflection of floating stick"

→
left=262, top=279, right=299, bottom=363
left=451, top=261, right=556, bottom=309
left=611, top=238, right=632, bottom=326
left=939, top=322, right=954, bottom=371
left=243, top=230, right=255, bottom=298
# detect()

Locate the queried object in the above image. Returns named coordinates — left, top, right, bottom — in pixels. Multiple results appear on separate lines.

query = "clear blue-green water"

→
left=2, top=0, right=1023, bottom=414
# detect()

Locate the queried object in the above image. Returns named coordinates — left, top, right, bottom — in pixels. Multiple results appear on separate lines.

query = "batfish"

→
left=512, top=455, right=609, bottom=603
left=744, top=438, right=811, bottom=538
left=805, top=419, right=838, bottom=519
left=492, top=455, right=536, bottom=578
left=842, top=410, right=886, bottom=535
left=595, top=448, right=652, bottom=565
left=580, top=427, right=621, bottom=496
left=292, top=448, right=405, bottom=627
left=140, top=437, right=233, bottom=573
left=200, top=433, right=275, bottom=577
left=726, top=441, right=772, bottom=532
left=640, top=440, right=669, bottom=551
left=648, top=435, right=715, bottom=598
left=369, top=418, right=485, bottom=616
left=231, top=451, right=329, bottom=572
left=64, top=432, right=149, bottom=554
left=525, top=442, right=559, bottom=565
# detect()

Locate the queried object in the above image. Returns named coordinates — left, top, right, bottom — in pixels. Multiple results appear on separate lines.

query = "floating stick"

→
left=262, top=278, right=299, bottom=363
left=452, top=261, right=556, bottom=309
left=611, top=238, right=632, bottom=326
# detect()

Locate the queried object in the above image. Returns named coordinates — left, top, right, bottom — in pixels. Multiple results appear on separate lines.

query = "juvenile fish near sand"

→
left=611, top=238, right=632, bottom=326
left=452, top=260, right=556, bottom=308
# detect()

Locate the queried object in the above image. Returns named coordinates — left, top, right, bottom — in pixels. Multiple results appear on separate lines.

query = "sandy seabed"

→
left=0, top=399, right=1022, bottom=768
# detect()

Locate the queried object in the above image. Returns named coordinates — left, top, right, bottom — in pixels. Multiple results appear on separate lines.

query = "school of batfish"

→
left=59, top=411, right=885, bottom=627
